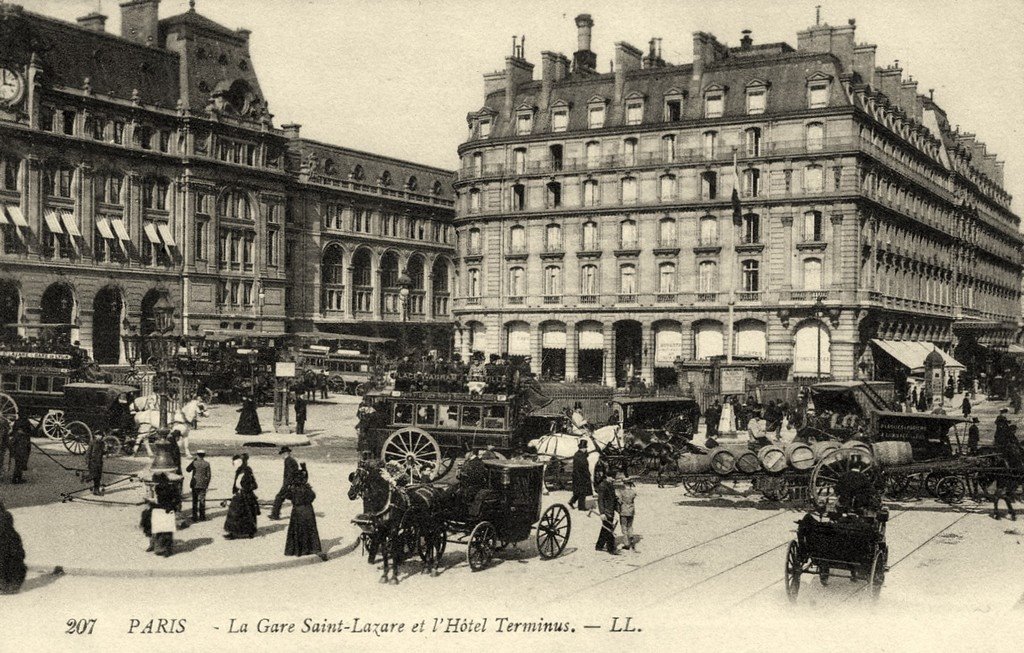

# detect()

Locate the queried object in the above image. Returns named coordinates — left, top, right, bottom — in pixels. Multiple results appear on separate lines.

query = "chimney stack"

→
left=540, top=51, right=569, bottom=111
left=643, top=37, right=665, bottom=68
left=740, top=29, right=753, bottom=50
left=120, top=0, right=161, bottom=46
left=573, top=14, right=597, bottom=73
left=77, top=12, right=108, bottom=32
left=614, top=41, right=642, bottom=102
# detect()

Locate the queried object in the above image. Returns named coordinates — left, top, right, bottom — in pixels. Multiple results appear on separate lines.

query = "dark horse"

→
left=348, top=463, right=448, bottom=583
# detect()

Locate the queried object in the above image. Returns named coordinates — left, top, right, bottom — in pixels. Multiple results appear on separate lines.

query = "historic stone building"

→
left=0, top=1, right=454, bottom=363
left=452, top=15, right=1022, bottom=387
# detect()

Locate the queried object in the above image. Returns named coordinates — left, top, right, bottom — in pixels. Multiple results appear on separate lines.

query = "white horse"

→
left=131, top=397, right=207, bottom=457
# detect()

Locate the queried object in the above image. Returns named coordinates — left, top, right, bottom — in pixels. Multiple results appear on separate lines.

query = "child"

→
left=616, top=474, right=638, bottom=551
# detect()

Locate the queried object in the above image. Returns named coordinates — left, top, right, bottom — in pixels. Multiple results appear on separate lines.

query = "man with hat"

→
left=967, top=418, right=981, bottom=455
left=186, top=450, right=212, bottom=522
left=294, top=392, right=308, bottom=435
left=269, top=446, right=300, bottom=520
left=570, top=439, right=592, bottom=511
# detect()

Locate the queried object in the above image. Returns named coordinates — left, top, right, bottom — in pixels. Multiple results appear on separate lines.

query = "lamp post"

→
left=397, top=270, right=412, bottom=356
left=813, top=297, right=827, bottom=382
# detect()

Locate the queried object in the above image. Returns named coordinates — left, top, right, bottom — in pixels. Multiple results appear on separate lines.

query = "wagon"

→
left=54, top=383, right=140, bottom=455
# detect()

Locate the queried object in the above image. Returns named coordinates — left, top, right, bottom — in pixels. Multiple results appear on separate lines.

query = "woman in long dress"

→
left=284, top=465, right=323, bottom=557
left=224, top=454, right=259, bottom=539
left=0, top=499, right=26, bottom=594
left=235, top=395, right=262, bottom=435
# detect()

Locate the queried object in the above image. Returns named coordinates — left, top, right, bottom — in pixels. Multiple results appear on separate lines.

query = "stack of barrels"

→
left=678, top=438, right=890, bottom=477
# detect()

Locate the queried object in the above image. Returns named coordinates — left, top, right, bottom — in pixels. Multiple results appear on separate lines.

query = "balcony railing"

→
left=543, top=295, right=561, bottom=304
left=696, top=292, right=719, bottom=303
left=432, top=295, right=450, bottom=317
left=579, top=294, right=598, bottom=304
left=656, top=293, right=677, bottom=303
left=736, top=290, right=762, bottom=302
left=618, top=293, right=637, bottom=303
left=507, top=296, right=524, bottom=305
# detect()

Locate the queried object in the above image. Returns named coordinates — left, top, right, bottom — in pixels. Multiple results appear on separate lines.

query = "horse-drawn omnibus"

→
left=293, top=333, right=391, bottom=395
left=0, top=343, right=97, bottom=437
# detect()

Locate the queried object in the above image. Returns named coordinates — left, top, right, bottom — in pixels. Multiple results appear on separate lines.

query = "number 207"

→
left=66, top=619, right=97, bottom=635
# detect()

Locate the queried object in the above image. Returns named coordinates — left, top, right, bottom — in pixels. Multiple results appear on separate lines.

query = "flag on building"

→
left=731, top=150, right=743, bottom=226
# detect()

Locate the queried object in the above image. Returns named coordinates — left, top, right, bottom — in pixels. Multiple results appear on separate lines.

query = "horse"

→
left=169, top=397, right=207, bottom=457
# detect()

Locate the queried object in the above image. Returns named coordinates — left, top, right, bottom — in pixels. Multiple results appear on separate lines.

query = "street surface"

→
left=2, top=391, right=1024, bottom=652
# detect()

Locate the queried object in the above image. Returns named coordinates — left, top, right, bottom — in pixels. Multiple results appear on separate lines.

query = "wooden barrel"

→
left=709, top=448, right=737, bottom=475
left=677, top=453, right=712, bottom=474
left=811, top=441, right=840, bottom=462
left=872, top=440, right=912, bottom=467
left=735, top=449, right=761, bottom=474
left=758, top=445, right=788, bottom=473
left=785, top=442, right=816, bottom=470
left=841, top=440, right=872, bottom=454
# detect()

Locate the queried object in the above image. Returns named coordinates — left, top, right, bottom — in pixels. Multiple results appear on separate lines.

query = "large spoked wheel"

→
left=883, top=472, right=912, bottom=500
left=381, top=427, right=441, bottom=478
left=41, top=410, right=66, bottom=440
left=62, top=421, right=92, bottom=455
left=683, top=477, right=720, bottom=496
left=536, top=504, right=571, bottom=559
left=101, top=434, right=123, bottom=457
left=935, top=475, right=966, bottom=504
left=467, top=521, right=495, bottom=572
left=924, top=472, right=944, bottom=497
left=809, top=448, right=876, bottom=508
left=760, top=476, right=790, bottom=502
left=784, top=540, right=802, bottom=603
left=869, top=546, right=887, bottom=599
left=0, top=392, right=18, bottom=425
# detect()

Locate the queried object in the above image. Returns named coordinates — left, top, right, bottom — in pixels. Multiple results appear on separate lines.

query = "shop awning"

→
left=5, top=205, right=28, bottom=228
left=157, top=223, right=176, bottom=248
left=0, top=206, right=8, bottom=225
left=60, top=212, right=81, bottom=238
left=110, top=219, right=130, bottom=241
left=870, top=339, right=965, bottom=373
left=1005, top=344, right=1024, bottom=355
left=95, top=218, right=114, bottom=239
left=143, top=222, right=161, bottom=244
left=43, top=209, right=63, bottom=234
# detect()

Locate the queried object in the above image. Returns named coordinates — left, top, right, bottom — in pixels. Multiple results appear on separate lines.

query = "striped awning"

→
left=870, top=339, right=964, bottom=373
left=95, top=218, right=114, bottom=239
left=110, top=218, right=130, bottom=241
left=156, top=223, right=176, bottom=249
left=60, top=211, right=81, bottom=237
left=5, top=205, right=28, bottom=228
left=143, top=222, right=161, bottom=244
left=43, top=209, right=63, bottom=234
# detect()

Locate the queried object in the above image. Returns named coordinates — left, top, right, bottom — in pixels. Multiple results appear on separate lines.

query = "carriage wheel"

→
left=62, top=421, right=92, bottom=455
left=760, top=477, right=789, bottom=502
left=381, top=428, right=441, bottom=478
left=784, top=540, right=802, bottom=603
left=101, top=434, right=123, bottom=457
left=536, top=504, right=571, bottom=560
left=809, top=448, right=876, bottom=508
left=543, top=459, right=565, bottom=492
left=935, top=476, right=966, bottom=504
left=683, top=477, right=719, bottom=496
left=869, top=546, right=887, bottom=599
left=924, top=472, right=944, bottom=497
left=41, top=410, right=66, bottom=440
left=467, top=521, right=496, bottom=572
left=883, top=472, right=912, bottom=500
left=0, top=392, right=18, bottom=425
left=355, top=383, right=370, bottom=396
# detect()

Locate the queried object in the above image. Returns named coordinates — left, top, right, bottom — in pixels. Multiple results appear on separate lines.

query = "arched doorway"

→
left=734, top=319, right=767, bottom=359
left=351, top=248, right=373, bottom=314
left=653, top=320, right=682, bottom=388
left=0, top=280, right=21, bottom=339
left=321, top=244, right=345, bottom=313
left=541, top=321, right=567, bottom=381
left=379, top=251, right=400, bottom=316
left=794, top=320, right=831, bottom=380
left=576, top=322, right=604, bottom=384
left=614, top=320, right=643, bottom=388
left=40, top=282, right=77, bottom=344
left=693, top=320, right=724, bottom=360
left=92, top=286, right=124, bottom=364
left=504, top=321, right=530, bottom=360
left=140, top=289, right=162, bottom=336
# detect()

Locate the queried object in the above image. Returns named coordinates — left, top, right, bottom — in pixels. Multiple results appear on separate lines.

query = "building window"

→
left=582, top=220, right=598, bottom=251
left=659, top=175, right=676, bottom=202
left=158, top=130, right=171, bottom=153
left=195, top=220, right=207, bottom=260
left=744, top=168, right=761, bottom=197
left=662, top=135, right=676, bottom=161
left=659, top=262, right=676, bottom=293
left=703, top=131, right=717, bottom=158
left=808, top=82, right=829, bottom=109
left=588, top=105, right=605, bottom=129
left=94, top=172, right=124, bottom=205
left=620, top=219, right=637, bottom=249
left=803, top=211, right=824, bottom=242
left=1, top=157, right=20, bottom=191
left=698, top=261, right=718, bottom=292
left=804, top=165, right=824, bottom=193
left=621, top=177, right=637, bottom=204
left=544, top=265, right=562, bottom=295
left=508, top=266, right=525, bottom=297
left=806, top=122, right=824, bottom=152
left=112, top=121, right=125, bottom=145
left=552, top=109, right=568, bottom=132
left=742, top=213, right=760, bottom=244
left=468, top=268, right=481, bottom=297
left=40, top=106, right=56, bottom=132
left=516, top=112, right=533, bottom=135
left=407, top=175, right=418, bottom=191
left=704, top=92, right=723, bottom=118
left=659, top=218, right=676, bottom=246
left=87, top=115, right=105, bottom=140
left=478, top=118, right=491, bottom=138
left=546, top=182, right=562, bottom=208
left=546, top=223, right=562, bottom=251
left=745, top=127, right=762, bottom=157
left=45, top=163, right=73, bottom=198
left=511, top=184, right=525, bottom=211
left=741, top=260, right=760, bottom=292
left=137, top=125, right=153, bottom=150
left=62, top=110, right=76, bottom=135
left=582, top=179, right=599, bottom=206
left=623, top=138, right=638, bottom=166
left=468, top=227, right=482, bottom=253
left=664, top=97, right=683, bottom=122
left=625, top=100, right=643, bottom=125
left=701, top=171, right=717, bottom=200
left=509, top=225, right=526, bottom=252
left=585, top=141, right=601, bottom=168
left=699, top=216, right=718, bottom=246
left=469, top=189, right=481, bottom=213
left=803, top=258, right=823, bottom=290
left=580, top=264, right=599, bottom=295
left=323, top=204, right=342, bottom=230
left=143, top=178, right=169, bottom=210
left=619, top=264, right=637, bottom=294
left=218, top=190, right=252, bottom=220
left=746, top=88, right=766, bottom=114
left=512, top=148, right=526, bottom=174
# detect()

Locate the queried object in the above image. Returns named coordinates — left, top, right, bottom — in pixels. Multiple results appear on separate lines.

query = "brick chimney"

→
left=540, top=51, right=569, bottom=111
left=852, top=44, right=876, bottom=86
left=614, top=41, right=642, bottom=101
left=76, top=12, right=107, bottom=32
left=120, top=0, right=160, bottom=46
left=573, top=14, right=597, bottom=73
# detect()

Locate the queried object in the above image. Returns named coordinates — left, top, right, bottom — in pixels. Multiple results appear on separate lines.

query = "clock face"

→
left=0, top=67, right=24, bottom=105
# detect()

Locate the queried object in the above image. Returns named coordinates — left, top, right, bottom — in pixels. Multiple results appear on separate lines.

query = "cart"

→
left=56, top=383, right=140, bottom=455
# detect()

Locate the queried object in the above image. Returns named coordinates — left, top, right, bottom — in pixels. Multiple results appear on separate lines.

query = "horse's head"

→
left=348, top=462, right=387, bottom=504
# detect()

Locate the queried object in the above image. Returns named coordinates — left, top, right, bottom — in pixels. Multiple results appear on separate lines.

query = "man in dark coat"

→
left=569, top=440, right=592, bottom=511
left=294, top=394, right=308, bottom=435
left=595, top=472, right=619, bottom=554
left=0, top=416, right=9, bottom=482
left=269, top=447, right=300, bottom=520
left=8, top=417, right=31, bottom=485
left=967, top=418, right=981, bottom=455
left=0, top=499, right=26, bottom=594
left=705, top=401, right=721, bottom=438
left=85, top=431, right=105, bottom=495
left=961, top=396, right=972, bottom=419
left=186, top=450, right=212, bottom=522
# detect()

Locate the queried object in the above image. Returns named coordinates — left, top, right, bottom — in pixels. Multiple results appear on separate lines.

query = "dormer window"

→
left=704, top=87, right=724, bottom=118
left=478, top=118, right=492, bottom=138
left=551, top=105, right=568, bottom=132
left=745, top=81, right=768, bottom=115
left=516, top=110, right=533, bottom=136
left=625, top=97, right=644, bottom=125
left=807, top=73, right=832, bottom=109
left=664, top=89, right=684, bottom=122
left=587, top=98, right=606, bottom=129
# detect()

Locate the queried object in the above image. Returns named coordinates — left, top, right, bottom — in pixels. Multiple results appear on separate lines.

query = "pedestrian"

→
left=0, top=498, right=26, bottom=594
left=319, top=371, right=329, bottom=400
left=284, top=464, right=324, bottom=558
left=294, top=393, right=308, bottom=435
left=186, top=450, right=211, bottom=522
left=616, top=474, right=637, bottom=551
left=224, top=454, right=259, bottom=539
left=149, top=472, right=180, bottom=557
left=991, top=422, right=1021, bottom=521
left=270, top=446, right=300, bottom=520
left=595, top=471, right=619, bottom=555
left=967, top=418, right=980, bottom=455
left=705, top=400, right=721, bottom=438
left=910, top=387, right=918, bottom=410
left=0, top=416, right=9, bottom=482
left=569, top=440, right=592, bottom=511
left=961, top=395, right=972, bottom=420
left=84, top=431, right=105, bottom=495
left=8, top=417, right=31, bottom=485
left=235, top=394, right=262, bottom=435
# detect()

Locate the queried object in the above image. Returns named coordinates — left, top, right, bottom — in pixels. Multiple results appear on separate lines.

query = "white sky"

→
left=19, top=0, right=1024, bottom=212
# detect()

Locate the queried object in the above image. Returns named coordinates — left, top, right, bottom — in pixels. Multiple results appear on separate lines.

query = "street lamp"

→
left=813, top=297, right=827, bottom=382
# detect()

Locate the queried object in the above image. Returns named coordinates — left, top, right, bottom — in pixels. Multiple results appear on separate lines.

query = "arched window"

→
left=546, top=181, right=562, bottom=208
left=45, top=161, right=74, bottom=198
left=544, top=265, right=562, bottom=296
left=583, top=179, right=599, bottom=206
left=94, top=171, right=124, bottom=205
left=582, top=220, right=598, bottom=251
left=734, top=320, right=767, bottom=358
left=380, top=170, right=393, bottom=186
left=694, top=321, right=724, bottom=358
left=143, top=177, right=170, bottom=211
left=741, top=259, right=760, bottom=292
left=580, top=264, right=599, bottom=295
left=508, top=266, right=525, bottom=297
left=432, top=180, right=444, bottom=195
left=658, top=217, right=676, bottom=246
left=621, top=177, right=637, bottom=203
left=324, top=159, right=337, bottom=175
left=698, top=261, right=717, bottom=292
left=659, top=174, right=676, bottom=202
left=794, top=321, right=830, bottom=376
left=806, top=122, right=825, bottom=152
left=218, top=189, right=251, bottom=219
left=662, top=135, right=676, bottom=161
left=659, top=262, right=676, bottom=294
left=1, top=156, right=20, bottom=191
left=619, top=219, right=637, bottom=248
left=406, top=175, right=418, bottom=191
left=546, top=223, right=562, bottom=251
left=619, top=264, right=637, bottom=294
left=509, top=225, right=526, bottom=252
left=351, top=164, right=365, bottom=180
left=803, top=258, right=823, bottom=290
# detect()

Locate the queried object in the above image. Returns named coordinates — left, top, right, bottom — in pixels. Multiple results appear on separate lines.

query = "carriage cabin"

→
left=0, top=346, right=92, bottom=422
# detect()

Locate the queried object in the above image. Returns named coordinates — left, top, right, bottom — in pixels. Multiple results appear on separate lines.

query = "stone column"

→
left=342, top=264, right=354, bottom=320
left=565, top=320, right=578, bottom=383
left=372, top=267, right=383, bottom=321
left=604, top=323, right=616, bottom=387
left=531, top=323, right=543, bottom=378
left=830, top=212, right=844, bottom=289
left=424, top=262, right=435, bottom=320
left=780, top=214, right=794, bottom=292
left=642, top=322, right=655, bottom=385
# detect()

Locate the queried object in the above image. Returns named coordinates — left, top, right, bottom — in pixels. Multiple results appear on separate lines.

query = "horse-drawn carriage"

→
left=349, top=458, right=571, bottom=582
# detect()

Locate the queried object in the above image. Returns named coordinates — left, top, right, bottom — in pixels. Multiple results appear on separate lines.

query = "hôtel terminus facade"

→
left=452, top=14, right=1022, bottom=388
left=0, top=1, right=456, bottom=364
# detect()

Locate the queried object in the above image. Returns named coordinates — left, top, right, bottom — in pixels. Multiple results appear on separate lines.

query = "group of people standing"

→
left=570, top=440, right=638, bottom=555
left=0, top=416, right=33, bottom=485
